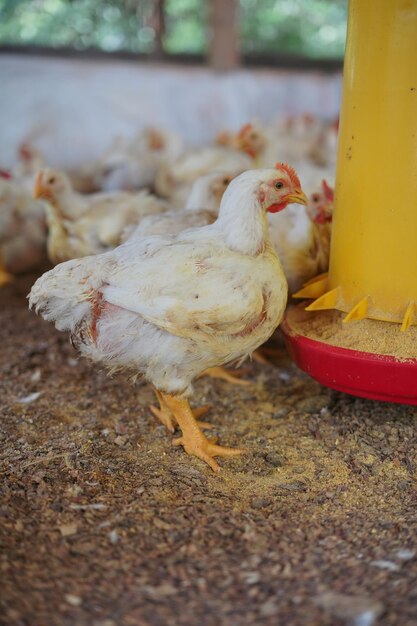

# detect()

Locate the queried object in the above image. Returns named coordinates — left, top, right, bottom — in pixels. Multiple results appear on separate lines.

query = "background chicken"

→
left=213, top=123, right=267, bottom=164
left=269, top=178, right=334, bottom=293
left=0, top=171, right=46, bottom=284
left=155, top=142, right=252, bottom=208
left=308, top=118, right=339, bottom=168
left=12, top=142, right=45, bottom=192
left=228, top=118, right=337, bottom=189
left=29, top=165, right=307, bottom=471
left=73, top=127, right=184, bottom=193
left=126, top=170, right=240, bottom=240
left=34, top=169, right=167, bottom=264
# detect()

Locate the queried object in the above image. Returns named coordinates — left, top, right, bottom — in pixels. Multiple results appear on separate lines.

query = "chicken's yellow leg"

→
left=0, top=250, right=13, bottom=287
left=149, top=387, right=212, bottom=432
left=149, top=388, right=177, bottom=432
left=162, top=393, right=244, bottom=472
left=200, top=366, right=251, bottom=386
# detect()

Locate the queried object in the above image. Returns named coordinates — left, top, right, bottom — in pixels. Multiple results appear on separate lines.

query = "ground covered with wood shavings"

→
left=1, top=274, right=417, bottom=626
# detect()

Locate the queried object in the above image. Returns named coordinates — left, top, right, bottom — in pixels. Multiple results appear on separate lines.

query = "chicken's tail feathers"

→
left=28, top=255, right=105, bottom=332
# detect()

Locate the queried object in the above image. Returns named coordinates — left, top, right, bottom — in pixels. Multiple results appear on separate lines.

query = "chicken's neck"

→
left=312, top=222, right=332, bottom=268
left=52, top=187, right=84, bottom=221
left=44, top=201, right=70, bottom=237
left=215, top=190, right=269, bottom=257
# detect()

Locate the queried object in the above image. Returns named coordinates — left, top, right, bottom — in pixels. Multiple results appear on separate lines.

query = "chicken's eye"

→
left=274, top=181, right=283, bottom=190
left=222, top=177, right=230, bottom=185
left=312, top=194, right=320, bottom=203
left=48, top=177, right=55, bottom=184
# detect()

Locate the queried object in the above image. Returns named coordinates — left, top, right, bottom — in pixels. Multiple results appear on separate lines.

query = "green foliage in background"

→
left=0, top=0, right=158, bottom=52
left=164, top=0, right=208, bottom=54
left=240, top=0, right=347, bottom=58
left=0, top=0, right=347, bottom=59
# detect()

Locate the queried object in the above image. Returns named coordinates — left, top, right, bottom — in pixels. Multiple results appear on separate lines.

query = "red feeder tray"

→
left=281, top=311, right=417, bottom=405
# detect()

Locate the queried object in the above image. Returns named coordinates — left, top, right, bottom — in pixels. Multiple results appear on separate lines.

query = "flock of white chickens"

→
left=2, top=114, right=338, bottom=471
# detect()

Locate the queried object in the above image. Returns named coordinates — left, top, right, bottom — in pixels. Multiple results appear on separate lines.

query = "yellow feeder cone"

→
left=316, top=0, right=417, bottom=325
left=281, top=0, right=417, bottom=405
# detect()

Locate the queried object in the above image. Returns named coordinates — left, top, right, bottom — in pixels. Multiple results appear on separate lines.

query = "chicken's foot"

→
left=162, top=393, right=244, bottom=472
left=149, top=389, right=176, bottom=432
left=200, top=366, right=251, bottom=386
left=150, top=388, right=211, bottom=432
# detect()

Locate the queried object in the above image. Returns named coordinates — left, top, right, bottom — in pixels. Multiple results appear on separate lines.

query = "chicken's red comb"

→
left=275, top=162, right=301, bottom=188
left=0, top=169, right=12, bottom=180
left=321, top=179, right=334, bottom=202
left=19, top=143, right=32, bottom=160
left=237, top=123, right=253, bottom=139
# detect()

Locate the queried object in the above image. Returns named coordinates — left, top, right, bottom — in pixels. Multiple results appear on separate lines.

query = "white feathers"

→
left=29, top=168, right=288, bottom=395
left=155, top=147, right=251, bottom=207
left=39, top=175, right=167, bottom=264
left=125, top=170, right=238, bottom=241
left=29, top=255, right=107, bottom=331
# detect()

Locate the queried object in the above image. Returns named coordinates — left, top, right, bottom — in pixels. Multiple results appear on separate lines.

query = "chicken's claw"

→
left=162, top=393, right=244, bottom=472
left=173, top=434, right=244, bottom=473
left=200, top=366, right=252, bottom=386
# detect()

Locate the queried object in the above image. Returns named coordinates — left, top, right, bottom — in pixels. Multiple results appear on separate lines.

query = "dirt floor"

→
left=1, top=273, right=417, bottom=626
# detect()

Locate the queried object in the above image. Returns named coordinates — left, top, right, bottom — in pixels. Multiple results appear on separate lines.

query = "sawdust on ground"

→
left=1, top=273, right=417, bottom=626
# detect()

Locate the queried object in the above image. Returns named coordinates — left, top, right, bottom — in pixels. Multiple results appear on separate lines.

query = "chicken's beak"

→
left=33, top=172, right=46, bottom=199
left=285, top=190, right=308, bottom=206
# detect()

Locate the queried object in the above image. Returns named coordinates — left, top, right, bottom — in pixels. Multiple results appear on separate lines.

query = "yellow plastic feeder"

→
left=281, top=0, right=417, bottom=404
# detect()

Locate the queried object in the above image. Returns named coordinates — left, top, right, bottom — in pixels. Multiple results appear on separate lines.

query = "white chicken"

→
left=233, top=118, right=337, bottom=189
left=269, top=178, right=334, bottom=294
left=292, top=157, right=335, bottom=198
left=34, top=169, right=167, bottom=264
left=29, top=165, right=307, bottom=471
left=34, top=168, right=142, bottom=220
left=231, top=122, right=268, bottom=164
left=124, top=170, right=249, bottom=385
left=12, top=143, right=45, bottom=192
left=126, top=170, right=239, bottom=241
left=76, top=127, right=184, bottom=192
left=0, top=172, right=46, bottom=284
left=255, top=117, right=336, bottom=206
left=308, top=118, right=339, bottom=168
left=267, top=114, right=325, bottom=165
left=155, top=145, right=252, bottom=208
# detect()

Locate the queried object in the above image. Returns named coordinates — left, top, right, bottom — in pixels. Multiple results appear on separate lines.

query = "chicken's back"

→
left=127, top=209, right=217, bottom=240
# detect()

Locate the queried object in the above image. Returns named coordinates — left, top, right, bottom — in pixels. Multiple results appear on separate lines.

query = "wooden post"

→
left=208, top=0, right=240, bottom=70
left=149, top=0, right=165, bottom=58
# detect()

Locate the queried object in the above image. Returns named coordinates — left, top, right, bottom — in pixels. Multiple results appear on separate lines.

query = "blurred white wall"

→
left=0, top=53, right=342, bottom=168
